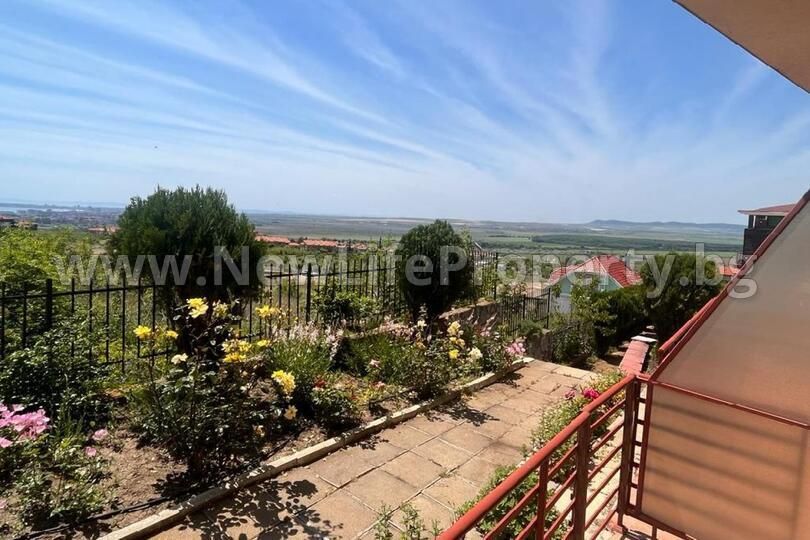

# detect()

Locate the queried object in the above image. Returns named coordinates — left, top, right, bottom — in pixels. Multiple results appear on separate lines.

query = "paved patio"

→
left=154, top=360, right=592, bottom=539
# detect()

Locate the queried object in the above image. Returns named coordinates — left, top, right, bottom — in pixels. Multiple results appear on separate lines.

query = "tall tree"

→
left=109, top=186, right=265, bottom=307
left=395, top=220, right=474, bottom=322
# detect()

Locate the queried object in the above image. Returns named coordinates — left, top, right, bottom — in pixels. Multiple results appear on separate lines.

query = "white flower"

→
left=416, top=319, right=427, bottom=329
left=170, top=353, right=188, bottom=365
left=469, top=347, right=483, bottom=361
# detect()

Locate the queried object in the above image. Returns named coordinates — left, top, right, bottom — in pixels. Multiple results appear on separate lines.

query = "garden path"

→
left=154, top=360, right=592, bottom=539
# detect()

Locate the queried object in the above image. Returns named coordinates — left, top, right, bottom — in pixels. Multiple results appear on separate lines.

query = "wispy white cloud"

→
left=2, top=0, right=809, bottom=222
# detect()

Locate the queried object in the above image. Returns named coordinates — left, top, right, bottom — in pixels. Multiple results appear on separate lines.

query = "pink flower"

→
left=0, top=437, right=12, bottom=448
left=0, top=498, right=6, bottom=510
left=582, top=388, right=601, bottom=401
left=84, top=446, right=97, bottom=458
left=91, top=429, right=109, bottom=442
left=374, top=381, right=386, bottom=389
left=564, top=389, right=577, bottom=400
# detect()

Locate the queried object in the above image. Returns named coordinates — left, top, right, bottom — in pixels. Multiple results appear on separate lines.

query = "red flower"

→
left=582, top=388, right=600, bottom=401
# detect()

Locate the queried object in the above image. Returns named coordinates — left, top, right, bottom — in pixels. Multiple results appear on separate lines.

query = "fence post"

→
left=572, top=418, right=591, bottom=540
left=305, top=263, right=313, bottom=323
left=44, top=278, right=54, bottom=330
left=493, top=252, right=499, bottom=301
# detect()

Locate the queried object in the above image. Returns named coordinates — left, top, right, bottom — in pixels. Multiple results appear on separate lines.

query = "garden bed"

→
left=0, top=300, right=527, bottom=539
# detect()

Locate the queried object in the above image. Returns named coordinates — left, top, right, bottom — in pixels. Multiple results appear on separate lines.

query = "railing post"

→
left=305, top=263, right=313, bottom=323
left=617, top=378, right=640, bottom=526
left=535, top=461, right=549, bottom=540
left=44, top=278, right=54, bottom=330
left=572, top=418, right=591, bottom=540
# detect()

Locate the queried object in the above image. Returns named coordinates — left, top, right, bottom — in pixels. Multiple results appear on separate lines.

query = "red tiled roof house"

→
left=547, top=254, right=641, bottom=312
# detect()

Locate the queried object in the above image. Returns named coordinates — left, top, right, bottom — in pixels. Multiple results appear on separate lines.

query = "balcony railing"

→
left=440, top=374, right=646, bottom=540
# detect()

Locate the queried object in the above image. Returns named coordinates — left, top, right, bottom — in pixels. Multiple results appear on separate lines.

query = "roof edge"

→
left=651, top=188, right=810, bottom=381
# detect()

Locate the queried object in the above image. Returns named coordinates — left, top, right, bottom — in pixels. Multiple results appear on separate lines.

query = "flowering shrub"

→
left=0, top=404, right=49, bottom=482
left=529, top=370, right=624, bottom=480
left=129, top=297, right=268, bottom=477
left=265, top=323, right=341, bottom=398
left=1, top=405, right=108, bottom=527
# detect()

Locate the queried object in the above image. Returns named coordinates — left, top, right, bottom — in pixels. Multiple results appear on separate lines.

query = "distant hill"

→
left=586, top=219, right=744, bottom=234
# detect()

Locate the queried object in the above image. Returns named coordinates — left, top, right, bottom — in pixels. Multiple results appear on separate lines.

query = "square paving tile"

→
left=307, top=447, right=376, bottom=487
left=412, top=438, right=473, bottom=470
left=345, top=468, right=419, bottom=512
left=422, top=474, right=480, bottom=511
left=293, top=489, right=376, bottom=539
left=454, top=456, right=501, bottom=488
left=379, top=425, right=435, bottom=450
left=484, top=404, right=527, bottom=425
left=469, top=417, right=512, bottom=439
left=353, top=440, right=407, bottom=467
left=476, top=442, right=523, bottom=466
left=205, top=487, right=290, bottom=538
left=440, top=425, right=494, bottom=454
left=407, top=413, right=459, bottom=436
left=380, top=451, right=445, bottom=489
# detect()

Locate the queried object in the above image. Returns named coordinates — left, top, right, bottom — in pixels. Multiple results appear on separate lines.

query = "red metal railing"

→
left=440, top=374, right=643, bottom=540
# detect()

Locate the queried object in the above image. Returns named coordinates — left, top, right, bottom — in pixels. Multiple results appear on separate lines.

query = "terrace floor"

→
left=152, top=360, right=593, bottom=539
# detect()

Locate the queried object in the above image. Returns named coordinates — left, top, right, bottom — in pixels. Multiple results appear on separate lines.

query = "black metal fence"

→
left=496, top=289, right=552, bottom=336
left=0, top=249, right=499, bottom=369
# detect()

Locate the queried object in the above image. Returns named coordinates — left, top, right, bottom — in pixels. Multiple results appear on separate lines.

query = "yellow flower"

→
left=256, top=305, right=272, bottom=319
left=447, top=321, right=462, bottom=337
left=186, top=298, right=208, bottom=319
left=164, top=329, right=179, bottom=340
left=212, top=302, right=230, bottom=319
left=283, top=405, right=298, bottom=420
left=134, top=325, right=153, bottom=340
left=254, top=339, right=271, bottom=350
left=448, top=349, right=460, bottom=360
left=224, top=352, right=246, bottom=363
left=272, top=370, right=296, bottom=396
left=450, top=336, right=465, bottom=348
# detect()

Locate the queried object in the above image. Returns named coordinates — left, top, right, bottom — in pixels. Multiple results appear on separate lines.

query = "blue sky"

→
left=1, top=0, right=808, bottom=223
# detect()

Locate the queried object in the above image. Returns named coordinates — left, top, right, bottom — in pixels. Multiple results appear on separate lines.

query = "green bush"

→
left=336, top=332, right=417, bottom=379
left=109, top=186, right=266, bottom=308
left=594, top=285, right=647, bottom=355
left=395, top=220, right=474, bottom=322
left=314, top=280, right=379, bottom=328
left=549, top=317, right=592, bottom=364
left=640, top=253, right=721, bottom=341
left=309, top=375, right=361, bottom=430
left=0, top=319, right=109, bottom=426
left=457, top=465, right=562, bottom=539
